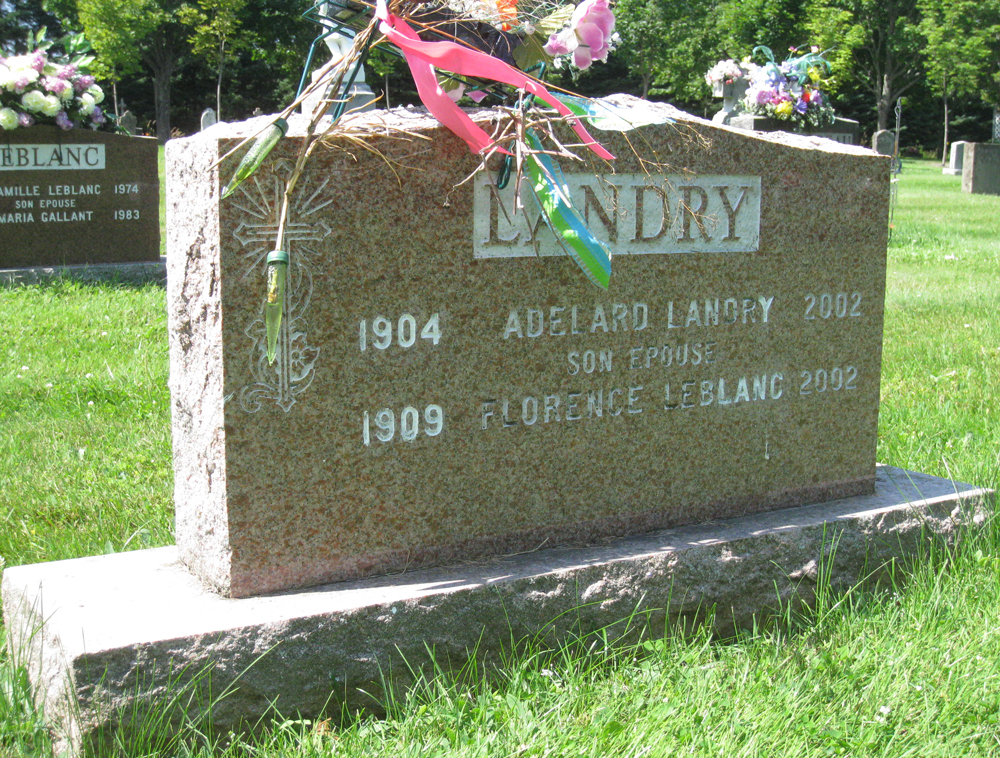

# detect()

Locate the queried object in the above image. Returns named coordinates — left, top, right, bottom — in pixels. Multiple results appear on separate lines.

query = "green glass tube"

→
left=221, top=118, right=288, bottom=199
left=264, top=250, right=289, bottom=365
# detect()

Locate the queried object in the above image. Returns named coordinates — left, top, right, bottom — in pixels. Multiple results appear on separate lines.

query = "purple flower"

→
left=74, top=74, right=96, bottom=93
left=55, top=110, right=74, bottom=130
left=794, top=99, right=808, bottom=115
left=57, top=64, right=77, bottom=80
left=30, top=52, right=46, bottom=73
left=17, top=111, right=34, bottom=127
left=14, top=75, right=32, bottom=92
left=91, top=105, right=105, bottom=124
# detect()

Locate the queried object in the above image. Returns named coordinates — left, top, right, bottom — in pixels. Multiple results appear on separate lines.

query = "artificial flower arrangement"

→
left=219, top=0, right=666, bottom=362
left=704, top=58, right=750, bottom=89
left=0, top=28, right=108, bottom=132
left=739, top=45, right=836, bottom=130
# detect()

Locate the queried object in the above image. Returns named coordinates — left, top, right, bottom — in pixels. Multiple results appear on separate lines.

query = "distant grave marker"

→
left=872, top=130, right=894, bottom=156
left=120, top=110, right=138, bottom=136
left=201, top=108, right=217, bottom=130
left=962, top=143, right=1000, bottom=196
left=944, top=141, right=968, bottom=176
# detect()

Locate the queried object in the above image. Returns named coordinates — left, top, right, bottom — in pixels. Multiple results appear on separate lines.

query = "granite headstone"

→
left=166, top=97, right=890, bottom=598
left=943, top=140, right=968, bottom=176
left=201, top=108, right=217, bottom=130
left=0, top=127, right=160, bottom=268
left=961, top=143, right=1000, bottom=195
left=728, top=114, right=860, bottom=146
left=872, top=130, right=894, bottom=156
left=120, top=110, right=138, bottom=136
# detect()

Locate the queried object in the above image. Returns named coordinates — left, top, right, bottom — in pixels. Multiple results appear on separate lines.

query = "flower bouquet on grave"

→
left=740, top=45, right=836, bottom=131
left=0, top=28, right=110, bottom=132
left=704, top=58, right=751, bottom=98
left=219, top=0, right=673, bottom=363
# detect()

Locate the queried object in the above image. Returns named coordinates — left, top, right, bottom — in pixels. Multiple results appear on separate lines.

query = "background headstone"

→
left=166, top=97, right=890, bottom=598
left=943, top=140, right=967, bottom=176
left=872, top=130, right=894, bottom=156
left=962, top=142, right=1000, bottom=195
left=728, top=114, right=859, bottom=145
left=0, top=127, right=160, bottom=268
left=711, top=80, right=749, bottom=125
left=120, top=110, right=138, bottom=136
left=252, top=108, right=263, bottom=117
left=201, top=108, right=217, bottom=130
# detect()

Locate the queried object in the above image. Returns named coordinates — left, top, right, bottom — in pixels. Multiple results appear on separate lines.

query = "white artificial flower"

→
left=5, top=54, right=33, bottom=71
left=40, top=93, right=62, bottom=116
left=88, top=84, right=104, bottom=104
left=20, top=89, right=47, bottom=112
left=77, top=93, right=96, bottom=115
left=0, top=65, right=15, bottom=91
left=0, top=107, right=17, bottom=130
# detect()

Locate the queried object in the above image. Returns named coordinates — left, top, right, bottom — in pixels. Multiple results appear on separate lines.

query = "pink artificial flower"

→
left=74, top=74, right=95, bottom=93
left=17, top=111, right=34, bottom=127
left=14, top=75, right=31, bottom=92
left=57, top=64, right=77, bottom=80
left=42, top=76, right=70, bottom=96
left=30, top=52, right=46, bottom=73
left=543, top=0, right=616, bottom=70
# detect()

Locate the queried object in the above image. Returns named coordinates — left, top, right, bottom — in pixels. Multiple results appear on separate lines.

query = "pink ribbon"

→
left=375, top=0, right=614, bottom=161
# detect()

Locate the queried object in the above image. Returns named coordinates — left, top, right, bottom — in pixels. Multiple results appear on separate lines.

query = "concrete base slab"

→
left=0, top=259, right=167, bottom=287
left=2, top=465, right=992, bottom=755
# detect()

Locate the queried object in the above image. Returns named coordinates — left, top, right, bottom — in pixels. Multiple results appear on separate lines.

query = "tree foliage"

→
left=1, top=0, right=65, bottom=53
left=178, top=0, right=248, bottom=119
left=805, top=0, right=924, bottom=131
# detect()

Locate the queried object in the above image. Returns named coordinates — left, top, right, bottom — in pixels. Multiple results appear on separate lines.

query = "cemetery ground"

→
left=1, top=159, right=998, bottom=756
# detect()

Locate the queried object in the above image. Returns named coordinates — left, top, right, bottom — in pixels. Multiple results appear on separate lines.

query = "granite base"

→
left=2, top=465, right=991, bottom=756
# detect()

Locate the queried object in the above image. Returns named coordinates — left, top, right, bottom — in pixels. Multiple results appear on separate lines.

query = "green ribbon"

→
left=523, top=129, right=612, bottom=289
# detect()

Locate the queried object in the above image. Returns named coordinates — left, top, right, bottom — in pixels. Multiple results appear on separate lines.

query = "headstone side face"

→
left=167, top=101, right=890, bottom=598
left=165, top=137, right=233, bottom=595
left=962, top=143, right=1000, bottom=195
left=0, top=128, right=160, bottom=268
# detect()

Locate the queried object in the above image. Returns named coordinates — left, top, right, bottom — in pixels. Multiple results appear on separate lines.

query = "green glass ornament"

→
left=221, top=118, right=288, bottom=199
left=264, top=250, right=289, bottom=365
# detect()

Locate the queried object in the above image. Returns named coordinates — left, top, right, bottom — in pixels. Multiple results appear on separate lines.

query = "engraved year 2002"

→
left=804, top=292, right=861, bottom=320
left=799, top=366, right=858, bottom=395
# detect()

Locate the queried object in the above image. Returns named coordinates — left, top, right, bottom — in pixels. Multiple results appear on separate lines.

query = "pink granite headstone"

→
left=166, top=97, right=890, bottom=598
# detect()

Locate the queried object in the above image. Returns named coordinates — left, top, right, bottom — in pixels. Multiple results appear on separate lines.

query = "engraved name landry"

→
left=474, top=173, right=762, bottom=257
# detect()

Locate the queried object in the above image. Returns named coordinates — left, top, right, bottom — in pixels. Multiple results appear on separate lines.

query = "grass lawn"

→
left=0, top=159, right=998, bottom=756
